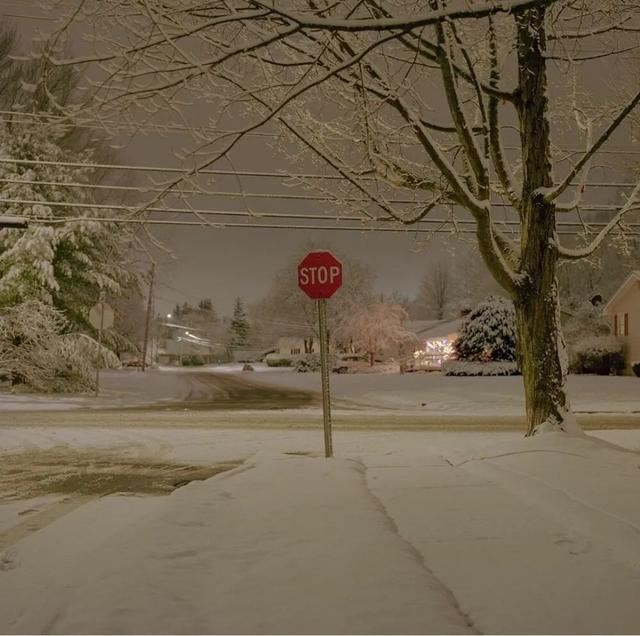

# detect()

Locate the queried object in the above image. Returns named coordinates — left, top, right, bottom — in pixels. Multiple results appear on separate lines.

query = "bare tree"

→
left=413, top=260, right=455, bottom=320
left=42, top=2, right=640, bottom=435
left=250, top=243, right=375, bottom=351
left=335, top=302, right=413, bottom=366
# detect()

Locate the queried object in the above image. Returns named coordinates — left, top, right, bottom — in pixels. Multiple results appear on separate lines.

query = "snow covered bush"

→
left=265, top=357, right=293, bottom=368
left=294, top=353, right=321, bottom=373
left=0, top=301, right=119, bottom=392
left=563, top=301, right=611, bottom=346
left=453, top=296, right=517, bottom=362
left=182, top=355, right=205, bottom=366
left=569, top=336, right=625, bottom=376
left=442, top=360, right=520, bottom=376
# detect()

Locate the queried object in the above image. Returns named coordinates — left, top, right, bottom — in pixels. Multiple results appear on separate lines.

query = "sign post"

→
left=297, top=251, right=343, bottom=458
left=89, top=299, right=115, bottom=397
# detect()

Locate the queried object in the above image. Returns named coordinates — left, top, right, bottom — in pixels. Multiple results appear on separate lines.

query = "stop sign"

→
left=298, top=251, right=343, bottom=299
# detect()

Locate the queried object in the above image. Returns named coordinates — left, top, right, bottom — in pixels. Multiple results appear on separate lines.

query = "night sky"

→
left=2, top=2, right=455, bottom=317
left=2, top=1, right=637, bottom=317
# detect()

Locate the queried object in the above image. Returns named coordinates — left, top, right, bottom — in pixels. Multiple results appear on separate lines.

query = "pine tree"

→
left=229, top=297, right=250, bottom=348
left=0, top=29, right=134, bottom=330
left=454, top=297, right=517, bottom=363
left=0, top=116, right=133, bottom=325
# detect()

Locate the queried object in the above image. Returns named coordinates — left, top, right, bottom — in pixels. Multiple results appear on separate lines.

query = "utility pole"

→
left=141, top=263, right=155, bottom=372
left=94, top=293, right=106, bottom=397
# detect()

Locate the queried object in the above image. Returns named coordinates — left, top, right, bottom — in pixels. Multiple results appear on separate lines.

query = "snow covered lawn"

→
left=2, top=427, right=640, bottom=633
left=251, top=369, right=640, bottom=416
left=2, top=367, right=639, bottom=420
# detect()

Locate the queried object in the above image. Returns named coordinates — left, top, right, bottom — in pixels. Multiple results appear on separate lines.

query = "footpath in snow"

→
left=2, top=429, right=640, bottom=633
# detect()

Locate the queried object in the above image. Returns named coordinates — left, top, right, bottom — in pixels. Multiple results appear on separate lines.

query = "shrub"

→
left=294, top=353, right=321, bottom=372
left=266, top=357, right=292, bottom=367
left=442, top=360, right=520, bottom=376
left=569, top=336, right=625, bottom=375
left=632, top=362, right=640, bottom=378
left=182, top=355, right=205, bottom=366
left=453, top=296, right=517, bottom=362
left=0, top=301, right=120, bottom=392
left=563, top=301, right=611, bottom=345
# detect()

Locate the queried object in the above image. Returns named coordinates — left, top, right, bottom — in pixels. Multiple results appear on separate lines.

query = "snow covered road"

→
left=2, top=428, right=640, bottom=633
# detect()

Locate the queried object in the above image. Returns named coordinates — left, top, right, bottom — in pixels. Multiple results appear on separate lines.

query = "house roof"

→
left=604, top=271, right=640, bottom=313
left=409, top=317, right=464, bottom=339
left=405, top=320, right=442, bottom=335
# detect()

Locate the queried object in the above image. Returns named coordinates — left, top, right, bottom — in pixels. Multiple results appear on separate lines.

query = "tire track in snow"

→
left=0, top=495, right=95, bottom=553
left=350, top=457, right=482, bottom=635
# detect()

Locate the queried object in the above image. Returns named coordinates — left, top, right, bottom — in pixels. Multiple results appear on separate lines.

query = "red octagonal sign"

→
left=298, top=250, right=343, bottom=299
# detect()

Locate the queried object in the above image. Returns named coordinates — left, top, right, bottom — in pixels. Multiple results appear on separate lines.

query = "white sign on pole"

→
left=89, top=302, right=115, bottom=330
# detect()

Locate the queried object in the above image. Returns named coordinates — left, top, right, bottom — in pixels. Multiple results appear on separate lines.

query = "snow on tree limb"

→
left=545, top=87, right=640, bottom=203
left=556, top=181, right=640, bottom=261
left=252, top=0, right=553, bottom=32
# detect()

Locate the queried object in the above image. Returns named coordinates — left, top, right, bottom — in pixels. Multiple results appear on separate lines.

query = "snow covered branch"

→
left=254, top=0, right=552, bottom=32
left=556, top=180, right=640, bottom=261
left=546, top=87, right=640, bottom=203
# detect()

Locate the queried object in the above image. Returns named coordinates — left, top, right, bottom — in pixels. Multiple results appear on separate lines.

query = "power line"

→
left=16, top=214, right=640, bottom=237
left=1, top=156, right=637, bottom=189
left=3, top=197, right=638, bottom=227
left=2, top=110, right=640, bottom=157
left=0, top=178, right=633, bottom=212
left=3, top=112, right=640, bottom=162
left=27, top=215, right=474, bottom=232
left=1, top=13, right=57, bottom=21
left=0, top=111, right=277, bottom=139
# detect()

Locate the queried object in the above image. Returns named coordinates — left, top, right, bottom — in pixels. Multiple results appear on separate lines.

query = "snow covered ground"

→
left=2, top=426, right=640, bottom=634
left=2, top=365, right=640, bottom=418
left=250, top=369, right=640, bottom=416
left=2, top=367, right=640, bottom=633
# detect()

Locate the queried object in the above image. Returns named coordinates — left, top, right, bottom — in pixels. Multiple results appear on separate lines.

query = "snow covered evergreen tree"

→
left=0, top=31, right=134, bottom=330
left=0, top=120, right=132, bottom=319
left=0, top=30, right=138, bottom=391
left=229, top=298, right=250, bottom=348
left=454, top=297, right=517, bottom=363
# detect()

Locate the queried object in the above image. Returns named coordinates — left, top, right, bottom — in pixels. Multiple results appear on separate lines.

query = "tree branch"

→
left=556, top=181, right=640, bottom=261
left=546, top=87, right=640, bottom=202
left=254, top=0, right=553, bottom=32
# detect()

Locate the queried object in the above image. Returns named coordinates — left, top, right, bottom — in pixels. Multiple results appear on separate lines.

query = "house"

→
left=406, top=318, right=464, bottom=370
left=604, top=271, right=640, bottom=370
left=275, top=336, right=315, bottom=357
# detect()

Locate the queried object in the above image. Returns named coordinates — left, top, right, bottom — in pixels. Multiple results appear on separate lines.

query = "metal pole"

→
left=141, top=263, right=155, bottom=372
left=95, top=296, right=105, bottom=398
left=317, top=298, right=333, bottom=458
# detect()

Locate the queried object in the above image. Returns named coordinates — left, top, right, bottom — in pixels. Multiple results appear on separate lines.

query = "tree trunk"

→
left=514, top=246, right=575, bottom=436
left=304, top=337, right=314, bottom=354
left=514, top=6, right=578, bottom=436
